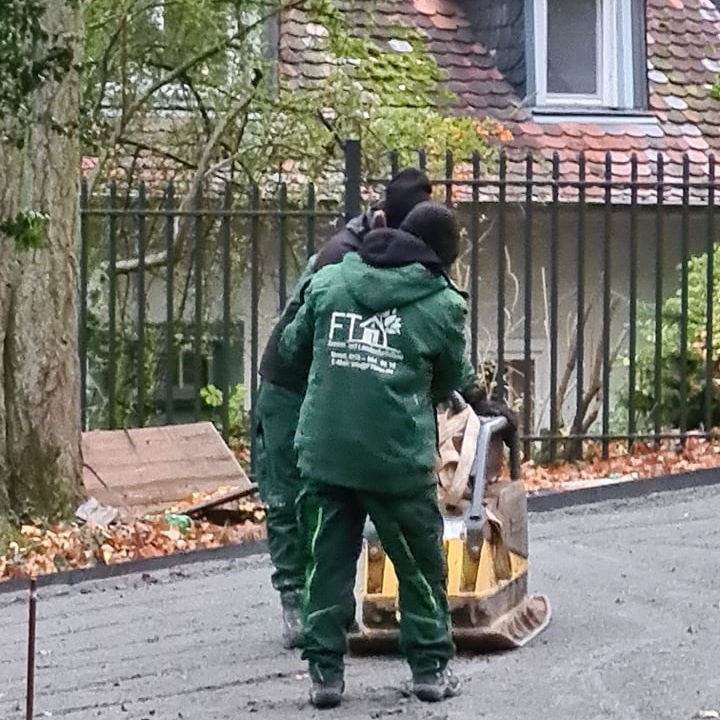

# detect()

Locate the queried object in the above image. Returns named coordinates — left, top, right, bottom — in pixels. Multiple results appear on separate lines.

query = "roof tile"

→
left=650, top=95, right=667, bottom=111
left=648, top=69, right=669, bottom=83
left=277, top=0, right=720, bottom=198
left=414, top=0, right=437, bottom=16
left=430, top=12, right=458, bottom=30
left=435, top=0, right=457, bottom=15
left=517, top=122, right=544, bottom=137
left=688, top=148, right=710, bottom=164
left=686, top=134, right=711, bottom=150
left=557, top=123, right=585, bottom=138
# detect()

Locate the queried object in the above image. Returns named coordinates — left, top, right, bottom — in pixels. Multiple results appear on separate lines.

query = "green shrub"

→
left=200, top=383, right=251, bottom=454
left=616, top=245, right=720, bottom=432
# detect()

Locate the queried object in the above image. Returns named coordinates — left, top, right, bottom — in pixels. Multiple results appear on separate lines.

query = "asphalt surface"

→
left=1, top=485, right=719, bottom=720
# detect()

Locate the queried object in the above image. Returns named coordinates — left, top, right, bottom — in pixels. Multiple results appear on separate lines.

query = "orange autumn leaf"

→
left=4, top=439, right=720, bottom=585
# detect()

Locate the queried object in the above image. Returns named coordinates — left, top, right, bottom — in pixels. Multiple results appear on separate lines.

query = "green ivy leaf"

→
left=1, top=210, right=49, bottom=250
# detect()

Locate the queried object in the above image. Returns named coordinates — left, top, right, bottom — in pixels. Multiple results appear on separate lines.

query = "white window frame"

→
left=533, top=0, right=635, bottom=109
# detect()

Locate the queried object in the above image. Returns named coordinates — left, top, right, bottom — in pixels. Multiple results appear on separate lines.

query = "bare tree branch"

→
left=556, top=299, right=595, bottom=424
left=86, top=0, right=306, bottom=195
left=560, top=296, right=628, bottom=459
left=110, top=89, right=259, bottom=275
left=118, top=137, right=196, bottom=170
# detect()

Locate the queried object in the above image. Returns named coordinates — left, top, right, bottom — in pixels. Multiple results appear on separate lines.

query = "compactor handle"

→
left=465, top=415, right=508, bottom=529
left=443, top=391, right=522, bottom=558
left=446, top=391, right=521, bottom=479
left=464, top=414, right=517, bottom=558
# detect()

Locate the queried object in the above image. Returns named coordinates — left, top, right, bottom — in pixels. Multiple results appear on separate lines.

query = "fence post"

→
left=344, top=139, right=362, bottom=222
left=249, top=184, right=261, bottom=479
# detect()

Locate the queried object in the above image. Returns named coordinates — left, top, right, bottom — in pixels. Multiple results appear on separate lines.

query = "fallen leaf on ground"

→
left=520, top=437, right=720, bottom=491
left=3, top=436, right=720, bottom=583
left=1, top=511, right=267, bottom=583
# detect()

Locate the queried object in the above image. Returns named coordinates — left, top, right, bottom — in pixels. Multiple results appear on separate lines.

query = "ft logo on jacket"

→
left=327, top=309, right=404, bottom=375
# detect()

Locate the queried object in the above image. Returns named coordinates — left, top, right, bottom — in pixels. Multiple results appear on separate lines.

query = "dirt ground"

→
left=1, top=484, right=719, bottom=720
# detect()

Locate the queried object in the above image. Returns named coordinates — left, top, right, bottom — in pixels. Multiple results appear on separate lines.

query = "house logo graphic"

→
left=328, top=309, right=404, bottom=375
left=358, top=310, right=402, bottom=348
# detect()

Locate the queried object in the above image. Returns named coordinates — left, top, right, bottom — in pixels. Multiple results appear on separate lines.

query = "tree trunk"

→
left=0, top=0, right=83, bottom=528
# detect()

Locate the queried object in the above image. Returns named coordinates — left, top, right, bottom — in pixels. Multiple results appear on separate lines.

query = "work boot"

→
left=280, top=591, right=303, bottom=650
left=403, top=668, right=462, bottom=702
left=309, top=679, right=344, bottom=709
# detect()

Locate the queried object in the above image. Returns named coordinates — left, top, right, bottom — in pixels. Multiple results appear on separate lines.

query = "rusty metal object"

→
left=450, top=594, right=551, bottom=651
left=26, top=578, right=37, bottom=720
left=350, top=584, right=550, bottom=654
left=182, top=484, right=259, bottom=519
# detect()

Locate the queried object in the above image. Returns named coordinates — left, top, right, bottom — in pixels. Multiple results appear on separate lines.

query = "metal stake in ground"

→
left=26, top=577, right=37, bottom=720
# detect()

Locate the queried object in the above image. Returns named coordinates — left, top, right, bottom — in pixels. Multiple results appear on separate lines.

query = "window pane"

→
left=546, top=0, right=598, bottom=95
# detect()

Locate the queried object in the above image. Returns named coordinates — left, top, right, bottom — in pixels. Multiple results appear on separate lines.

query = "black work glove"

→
left=469, top=397, right=519, bottom=444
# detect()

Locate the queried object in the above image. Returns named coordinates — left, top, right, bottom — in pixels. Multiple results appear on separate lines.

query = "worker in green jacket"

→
left=253, top=170, right=434, bottom=649
left=279, top=201, right=469, bottom=708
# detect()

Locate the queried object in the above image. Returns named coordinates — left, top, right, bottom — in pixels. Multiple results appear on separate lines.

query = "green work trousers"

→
left=300, top=481, right=454, bottom=684
left=253, top=381, right=307, bottom=595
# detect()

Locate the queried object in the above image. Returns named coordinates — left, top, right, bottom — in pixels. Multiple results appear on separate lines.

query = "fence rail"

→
left=79, top=141, right=720, bottom=466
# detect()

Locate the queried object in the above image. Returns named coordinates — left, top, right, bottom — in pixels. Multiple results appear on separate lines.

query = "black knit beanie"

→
left=383, top=168, right=433, bottom=229
left=400, top=201, right=460, bottom=267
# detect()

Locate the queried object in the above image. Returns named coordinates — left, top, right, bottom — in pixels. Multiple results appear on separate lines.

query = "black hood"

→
left=384, top=169, right=433, bottom=228
left=399, top=201, right=459, bottom=267
left=357, top=228, right=443, bottom=275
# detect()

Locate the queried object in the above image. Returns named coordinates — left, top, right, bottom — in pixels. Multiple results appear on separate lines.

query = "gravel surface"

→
left=1, top=484, right=718, bottom=720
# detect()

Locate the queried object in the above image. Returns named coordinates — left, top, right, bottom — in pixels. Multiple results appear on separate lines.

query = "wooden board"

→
left=81, top=422, right=251, bottom=519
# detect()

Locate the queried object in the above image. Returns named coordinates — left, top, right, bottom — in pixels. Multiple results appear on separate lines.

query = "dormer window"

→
left=532, top=0, right=644, bottom=110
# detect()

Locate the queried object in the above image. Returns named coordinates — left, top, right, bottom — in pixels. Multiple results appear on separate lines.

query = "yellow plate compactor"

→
left=348, top=393, right=551, bottom=653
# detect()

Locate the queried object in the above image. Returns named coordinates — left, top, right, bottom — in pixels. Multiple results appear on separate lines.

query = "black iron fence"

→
left=79, top=141, right=720, bottom=464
